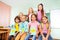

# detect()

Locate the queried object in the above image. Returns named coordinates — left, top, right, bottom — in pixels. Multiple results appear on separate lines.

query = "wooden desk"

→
left=0, top=31, right=8, bottom=34
left=0, top=31, right=8, bottom=40
left=0, top=28, right=10, bottom=40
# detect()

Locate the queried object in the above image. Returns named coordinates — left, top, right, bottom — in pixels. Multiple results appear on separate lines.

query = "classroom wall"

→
left=0, top=0, right=60, bottom=39
left=0, top=1, right=11, bottom=27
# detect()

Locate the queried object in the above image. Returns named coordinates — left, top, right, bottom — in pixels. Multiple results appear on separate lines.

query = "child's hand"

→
left=42, top=36, right=45, bottom=40
left=45, top=37, right=48, bottom=40
left=36, top=33, right=38, bottom=37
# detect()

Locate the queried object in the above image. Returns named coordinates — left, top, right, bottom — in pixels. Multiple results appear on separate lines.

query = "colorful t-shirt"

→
left=19, top=21, right=28, bottom=33
left=15, top=23, right=19, bottom=32
left=28, top=21, right=40, bottom=35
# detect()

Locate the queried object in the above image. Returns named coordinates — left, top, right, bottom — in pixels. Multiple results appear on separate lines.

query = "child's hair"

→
left=14, top=16, right=20, bottom=23
left=23, top=15, right=26, bottom=18
left=41, top=16, right=49, bottom=29
left=18, top=12, right=23, bottom=17
left=31, top=14, right=37, bottom=21
left=38, top=3, right=44, bottom=16
left=28, top=7, right=34, bottom=15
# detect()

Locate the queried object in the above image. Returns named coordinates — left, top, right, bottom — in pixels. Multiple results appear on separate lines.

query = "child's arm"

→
left=38, top=24, right=41, bottom=33
left=41, top=30, right=45, bottom=38
left=38, top=24, right=45, bottom=38
left=28, top=25, right=30, bottom=33
left=46, top=23, right=51, bottom=39
left=46, top=28, right=51, bottom=39
left=39, top=24, right=45, bottom=38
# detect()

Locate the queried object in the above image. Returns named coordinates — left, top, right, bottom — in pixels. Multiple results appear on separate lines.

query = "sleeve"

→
left=19, top=23, right=22, bottom=33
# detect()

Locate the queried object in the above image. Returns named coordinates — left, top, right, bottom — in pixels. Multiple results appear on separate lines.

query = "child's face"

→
left=29, top=8, right=33, bottom=13
left=15, top=18, right=20, bottom=23
left=42, top=17, right=48, bottom=23
left=31, top=15, right=36, bottom=21
left=21, top=16, right=26, bottom=22
left=38, top=5, right=42, bottom=11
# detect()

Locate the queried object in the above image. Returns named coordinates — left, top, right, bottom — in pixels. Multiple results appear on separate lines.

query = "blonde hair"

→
left=28, top=7, right=34, bottom=15
left=18, top=12, right=23, bottom=17
left=41, top=16, right=49, bottom=29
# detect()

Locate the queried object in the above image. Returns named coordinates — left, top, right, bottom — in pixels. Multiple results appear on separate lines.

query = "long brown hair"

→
left=38, top=3, right=44, bottom=17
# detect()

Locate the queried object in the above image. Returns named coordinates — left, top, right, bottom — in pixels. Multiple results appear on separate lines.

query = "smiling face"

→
left=15, top=18, right=20, bottom=23
left=31, top=14, right=37, bottom=21
left=38, top=5, right=43, bottom=11
left=42, top=17, right=48, bottom=23
left=29, top=8, right=34, bottom=13
left=21, top=15, right=26, bottom=22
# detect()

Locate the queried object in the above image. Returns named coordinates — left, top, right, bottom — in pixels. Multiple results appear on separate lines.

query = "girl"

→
left=14, top=16, right=20, bottom=32
left=28, top=7, right=34, bottom=22
left=25, top=14, right=41, bottom=40
left=39, top=16, right=53, bottom=40
left=19, top=15, right=28, bottom=40
left=9, top=16, right=20, bottom=40
left=37, top=3, right=46, bottom=22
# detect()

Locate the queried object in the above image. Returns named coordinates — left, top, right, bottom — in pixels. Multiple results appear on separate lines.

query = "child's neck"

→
left=43, top=22, right=47, bottom=24
left=22, top=21, right=25, bottom=23
left=16, top=22, right=18, bottom=23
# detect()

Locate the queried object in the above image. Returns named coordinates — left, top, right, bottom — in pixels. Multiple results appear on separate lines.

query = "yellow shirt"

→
left=15, top=23, right=19, bottom=32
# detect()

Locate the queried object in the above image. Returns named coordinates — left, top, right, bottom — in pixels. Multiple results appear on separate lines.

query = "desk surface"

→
left=0, top=28, right=10, bottom=29
left=0, top=31, right=8, bottom=34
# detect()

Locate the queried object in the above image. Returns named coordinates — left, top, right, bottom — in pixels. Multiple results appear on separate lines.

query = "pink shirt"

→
left=37, top=11, right=42, bottom=21
left=42, top=24, right=48, bottom=33
left=28, top=21, right=40, bottom=35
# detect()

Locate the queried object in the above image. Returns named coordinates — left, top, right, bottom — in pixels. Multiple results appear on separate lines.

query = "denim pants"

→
left=38, top=34, right=53, bottom=40
left=25, top=33, right=36, bottom=40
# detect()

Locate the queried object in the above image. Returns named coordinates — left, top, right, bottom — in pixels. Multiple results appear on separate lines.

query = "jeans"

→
left=25, top=33, right=36, bottom=40
left=38, top=35, right=53, bottom=40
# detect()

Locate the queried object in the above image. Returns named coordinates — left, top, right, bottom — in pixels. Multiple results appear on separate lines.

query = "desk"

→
left=0, top=31, right=8, bottom=40
left=0, top=28, right=10, bottom=40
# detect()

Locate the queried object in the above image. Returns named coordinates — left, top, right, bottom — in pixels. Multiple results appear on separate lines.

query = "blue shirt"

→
left=19, top=21, right=28, bottom=33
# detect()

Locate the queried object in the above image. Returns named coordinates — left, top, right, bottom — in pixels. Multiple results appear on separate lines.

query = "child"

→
left=38, top=16, right=53, bottom=40
left=25, top=14, right=41, bottom=40
left=37, top=3, right=46, bottom=22
left=28, top=7, right=34, bottom=22
left=9, top=16, right=20, bottom=40
left=14, top=16, right=20, bottom=32
left=19, top=15, right=28, bottom=40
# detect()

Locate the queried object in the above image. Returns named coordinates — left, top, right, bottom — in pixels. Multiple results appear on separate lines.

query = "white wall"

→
left=50, top=10, right=60, bottom=39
